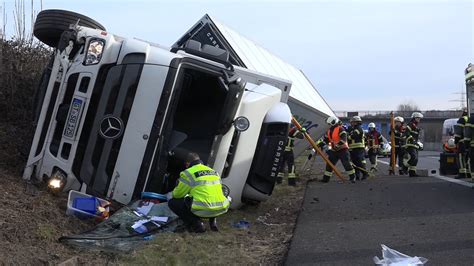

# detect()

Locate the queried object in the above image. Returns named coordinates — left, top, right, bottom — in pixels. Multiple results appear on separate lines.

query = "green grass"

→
left=119, top=154, right=317, bottom=265
left=37, top=224, right=58, bottom=241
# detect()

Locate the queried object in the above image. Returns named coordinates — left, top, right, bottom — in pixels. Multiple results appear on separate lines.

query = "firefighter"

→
left=365, top=122, right=384, bottom=172
left=347, top=116, right=368, bottom=180
left=167, top=152, right=230, bottom=233
left=319, top=116, right=357, bottom=183
left=465, top=115, right=474, bottom=180
left=277, top=126, right=305, bottom=186
left=454, top=110, right=469, bottom=179
left=403, top=112, right=423, bottom=177
left=389, top=116, right=407, bottom=175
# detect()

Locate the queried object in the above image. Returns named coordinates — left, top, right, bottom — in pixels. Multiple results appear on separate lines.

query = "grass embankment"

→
left=121, top=156, right=321, bottom=265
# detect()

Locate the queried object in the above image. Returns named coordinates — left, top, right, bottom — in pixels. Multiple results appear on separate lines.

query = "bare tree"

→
left=397, top=100, right=420, bottom=112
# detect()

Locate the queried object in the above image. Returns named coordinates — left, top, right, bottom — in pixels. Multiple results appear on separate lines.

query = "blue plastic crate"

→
left=73, top=197, right=98, bottom=214
left=67, top=190, right=110, bottom=220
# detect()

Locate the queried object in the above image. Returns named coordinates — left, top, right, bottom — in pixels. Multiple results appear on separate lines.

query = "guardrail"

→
left=335, top=110, right=463, bottom=119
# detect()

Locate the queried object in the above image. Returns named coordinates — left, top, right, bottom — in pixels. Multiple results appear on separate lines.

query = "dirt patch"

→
left=0, top=120, right=322, bottom=264
left=0, top=168, right=115, bottom=264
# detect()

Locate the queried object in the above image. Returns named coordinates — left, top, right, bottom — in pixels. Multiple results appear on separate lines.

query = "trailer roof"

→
left=207, top=15, right=335, bottom=117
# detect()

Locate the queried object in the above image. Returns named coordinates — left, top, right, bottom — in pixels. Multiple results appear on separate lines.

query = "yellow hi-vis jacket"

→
left=172, top=164, right=230, bottom=218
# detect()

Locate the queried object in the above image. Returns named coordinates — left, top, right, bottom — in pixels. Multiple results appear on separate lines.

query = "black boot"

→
left=288, top=178, right=296, bottom=186
left=276, top=175, right=283, bottom=184
left=409, top=170, right=419, bottom=177
left=192, top=219, right=206, bottom=233
left=399, top=170, right=405, bottom=175
left=361, top=173, right=369, bottom=180
left=456, top=173, right=467, bottom=179
left=209, top=217, right=218, bottom=232
left=349, top=174, right=356, bottom=183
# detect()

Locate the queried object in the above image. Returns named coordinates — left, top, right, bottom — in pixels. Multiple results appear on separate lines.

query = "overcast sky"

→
left=3, top=0, right=473, bottom=111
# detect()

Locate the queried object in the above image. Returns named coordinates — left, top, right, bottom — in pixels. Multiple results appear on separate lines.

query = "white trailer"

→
left=24, top=10, right=294, bottom=208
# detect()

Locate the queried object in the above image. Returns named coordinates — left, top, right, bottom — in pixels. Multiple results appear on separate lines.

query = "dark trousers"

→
left=278, top=150, right=296, bottom=184
left=168, top=197, right=200, bottom=226
left=350, top=148, right=367, bottom=179
left=469, top=147, right=474, bottom=177
left=456, top=142, right=469, bottom=177
left=404, top=147, right=418, bottom=172
left=367, top=148, right=378, bottom=170
left=391, top=147, right=406, bottom=173
left=323, top=149, right=356, bottom=182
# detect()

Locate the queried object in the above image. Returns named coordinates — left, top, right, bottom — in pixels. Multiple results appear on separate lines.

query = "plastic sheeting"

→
left=59, top=201, right=180, bottom=253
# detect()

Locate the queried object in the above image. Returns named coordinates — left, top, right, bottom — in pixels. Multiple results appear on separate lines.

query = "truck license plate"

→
left=63, top=98, right=83, bottom=138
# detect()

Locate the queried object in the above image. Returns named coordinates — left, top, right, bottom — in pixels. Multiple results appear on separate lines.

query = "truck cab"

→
left=24, top=10, right=292, bottom=208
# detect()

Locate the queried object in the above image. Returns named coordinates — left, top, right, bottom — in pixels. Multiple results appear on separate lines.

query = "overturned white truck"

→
left=24, top=10, right=334, bottom=208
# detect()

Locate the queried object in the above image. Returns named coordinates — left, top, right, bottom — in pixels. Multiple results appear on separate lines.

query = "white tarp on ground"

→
left=208, top=15, right=335, bottom=117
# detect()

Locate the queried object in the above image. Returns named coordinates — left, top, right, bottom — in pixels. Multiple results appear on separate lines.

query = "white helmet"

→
left=411, top=112, right=423, bottom=119
left=326, top=116, right=339, bottom=126
left=368, top=122, right=376, bottom=129
left=447, top=138, right=455, bottom=148
left=350, top=116, right=362, bottom=122
left=394, top=116, right=404, bottom=123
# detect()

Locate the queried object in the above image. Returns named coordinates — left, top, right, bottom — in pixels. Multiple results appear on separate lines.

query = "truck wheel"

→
left=34, top=9, right=106, bottom=47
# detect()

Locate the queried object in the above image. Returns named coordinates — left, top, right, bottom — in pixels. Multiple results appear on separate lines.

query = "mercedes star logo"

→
left=99, top=115, right=123, bottom=139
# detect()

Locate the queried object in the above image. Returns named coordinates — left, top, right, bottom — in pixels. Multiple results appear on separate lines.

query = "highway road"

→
left=286, top=151, right=474, bottom=265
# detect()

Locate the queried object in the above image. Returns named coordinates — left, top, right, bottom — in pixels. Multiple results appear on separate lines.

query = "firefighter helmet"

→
left=368, top=122, right=376, bottom=129
left=326, top=116, right=339, bottom=126
left=394, top=116, right=404, bottom=123
left=411, top=112, right=423, bottom=119
left=350, top=116, right=362, bottom=122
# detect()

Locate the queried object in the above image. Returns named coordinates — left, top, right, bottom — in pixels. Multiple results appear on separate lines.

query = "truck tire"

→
left=34, top=9, right=106, bottom=47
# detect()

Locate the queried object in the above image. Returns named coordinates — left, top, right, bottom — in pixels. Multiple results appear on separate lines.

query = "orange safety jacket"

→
left=443, top=143, right=457, bottom=153
left=327, top=126, right=348, bottom=151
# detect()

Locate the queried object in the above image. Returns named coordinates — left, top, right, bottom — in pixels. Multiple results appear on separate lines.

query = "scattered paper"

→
left=136, top=202, right=155, bottom=215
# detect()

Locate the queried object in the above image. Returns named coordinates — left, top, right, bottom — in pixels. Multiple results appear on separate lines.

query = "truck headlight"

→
left=234, top=116, right=249, bottom=132
left=84, top=39, right=105, bottom=65
left=48, top=170, right=66, bottom=192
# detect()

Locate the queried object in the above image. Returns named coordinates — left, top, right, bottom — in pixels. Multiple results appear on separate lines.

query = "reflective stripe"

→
left=466, top=71, right=474, bottom=80
left=324, top=170, right=333, bottom=177
left=285, top=137, right=295, bottom=151
left=288, top=165, right=296, bottom=176
left=193, top=199, right=230, bottom=208
left=349, top=143, right=365, bottom=149
left=183, top=170, right=195, bottom=186
left=409, top=166, right=416, bottom=171
left=346, top=169, right=355, bottom=175
left=193, top=208, right=228, bottom=217
left=194, top=180, right=221, bottom=186
left=178, top=177, right=191, bottom=186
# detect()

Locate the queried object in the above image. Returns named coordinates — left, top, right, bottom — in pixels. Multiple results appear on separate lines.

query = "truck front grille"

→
left=72, top=63, right=143, bottom=196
